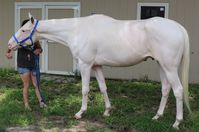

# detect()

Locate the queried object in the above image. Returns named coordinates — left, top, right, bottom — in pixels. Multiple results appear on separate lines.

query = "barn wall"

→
left=0, top=0, right=198, bottom=83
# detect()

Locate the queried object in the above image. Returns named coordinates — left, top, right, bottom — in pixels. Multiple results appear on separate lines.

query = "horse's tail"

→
left=180, top=25, right=191, bottom=113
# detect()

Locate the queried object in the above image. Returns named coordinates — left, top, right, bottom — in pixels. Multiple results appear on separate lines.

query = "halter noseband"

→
left=12, top=20, right=39, bottom=49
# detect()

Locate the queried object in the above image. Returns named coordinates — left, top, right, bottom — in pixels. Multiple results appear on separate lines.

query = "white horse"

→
left=8, top=13, right=191, bottom=129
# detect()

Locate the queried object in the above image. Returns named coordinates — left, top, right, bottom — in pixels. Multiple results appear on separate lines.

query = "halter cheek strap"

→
left=12, top=20, right=39, bottom=49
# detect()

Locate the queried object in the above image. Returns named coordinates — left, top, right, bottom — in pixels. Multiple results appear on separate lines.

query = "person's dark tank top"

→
left=17, top=48, right=36, bottom=68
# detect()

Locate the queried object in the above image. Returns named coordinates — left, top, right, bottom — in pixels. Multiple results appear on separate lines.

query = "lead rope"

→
left=35, top=55, right=45, bottom=103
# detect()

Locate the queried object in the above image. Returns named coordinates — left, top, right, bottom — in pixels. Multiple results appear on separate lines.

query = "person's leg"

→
left=30, top=71, right=47, bottom=108
left=19, top=71, right=31, bottom=109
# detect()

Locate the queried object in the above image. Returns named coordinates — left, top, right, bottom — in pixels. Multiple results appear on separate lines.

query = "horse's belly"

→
left=92, top=41, right=149, bottom=67
left=94, top=53, right=145, bottom=67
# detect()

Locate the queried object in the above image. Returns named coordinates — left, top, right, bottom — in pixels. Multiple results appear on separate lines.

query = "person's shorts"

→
left=17, top=67, right=36, bottom=76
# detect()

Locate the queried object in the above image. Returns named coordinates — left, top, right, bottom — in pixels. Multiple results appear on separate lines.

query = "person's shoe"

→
left=40, top=101, right=47, bottom=108
left=25, top=105, right=32, bottom=111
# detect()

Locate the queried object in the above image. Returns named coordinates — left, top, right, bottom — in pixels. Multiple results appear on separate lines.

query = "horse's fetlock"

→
left=81, top=108, right=87, bottom=112
left=100, top=88, right=107, bottom=93
left=82, top=89, right=89, bottom=95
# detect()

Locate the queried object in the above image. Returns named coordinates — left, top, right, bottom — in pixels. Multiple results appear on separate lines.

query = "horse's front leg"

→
left=75, top=61, right=91, bottom=119
left=93, top=66, right=111, bottom=116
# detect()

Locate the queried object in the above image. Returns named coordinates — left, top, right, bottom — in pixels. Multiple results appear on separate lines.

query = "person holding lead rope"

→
left=6, top=19, right=47, bottom=111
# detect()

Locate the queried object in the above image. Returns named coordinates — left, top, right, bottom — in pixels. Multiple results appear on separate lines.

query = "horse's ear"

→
left=28, top=12, right=32, bottom=19
left=30, top=17, right=34, bottom=24
left=28, top=12, right=34, bottom=24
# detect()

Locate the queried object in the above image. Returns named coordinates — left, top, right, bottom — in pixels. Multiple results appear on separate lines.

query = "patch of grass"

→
left=0, top=89, right=35, bottom=131
left=0, top=69, right=199, bottom=132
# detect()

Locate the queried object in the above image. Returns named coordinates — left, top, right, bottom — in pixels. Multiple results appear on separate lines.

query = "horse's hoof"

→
left=172, top=120, right=181, bottom=130
left=103, top=107, right=111, bottom=117
left=74, top=114, right=82, bottom=119
left=172, top=124, right=179, bottom=130
left=103, top=112, right=110, bottom=117
left=152, top=113, right=163, bottom=120
left=152, top=115, right=159, bottom=120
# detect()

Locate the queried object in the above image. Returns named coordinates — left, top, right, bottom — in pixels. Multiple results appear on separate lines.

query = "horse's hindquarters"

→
left=145, top=17, right=185, bottom=67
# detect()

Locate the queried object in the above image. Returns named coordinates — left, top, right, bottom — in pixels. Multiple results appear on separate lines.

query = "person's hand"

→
left=6, top=52, right=13, bottom=59
left=33, top=49, right=42, bottom=55
left=5, top=50, right=13, bottom=59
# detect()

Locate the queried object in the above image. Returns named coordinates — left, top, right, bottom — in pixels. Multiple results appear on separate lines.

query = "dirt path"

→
left=6, top=117, right=110, bottom=132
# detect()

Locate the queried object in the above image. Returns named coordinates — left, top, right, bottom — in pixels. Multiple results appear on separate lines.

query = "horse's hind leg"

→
left=161, top=66, right=183, bottom=130
left=152, top=65, right=171, bottom=120
left=93, top=66, right=111, bottom=116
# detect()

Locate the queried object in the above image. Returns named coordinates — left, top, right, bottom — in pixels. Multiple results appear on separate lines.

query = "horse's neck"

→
left=36, top=18, right=77, bottom=46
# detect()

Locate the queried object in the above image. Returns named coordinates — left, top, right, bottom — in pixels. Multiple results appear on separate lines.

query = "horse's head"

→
left=8, top=13, right=39, bottom=50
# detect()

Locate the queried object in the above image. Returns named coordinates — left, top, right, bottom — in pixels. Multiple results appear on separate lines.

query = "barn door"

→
left=45, top=5, right=80, bottom=75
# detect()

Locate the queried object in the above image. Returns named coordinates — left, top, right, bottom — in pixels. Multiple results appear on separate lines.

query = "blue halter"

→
left=12, top=20, right=39, bottom=49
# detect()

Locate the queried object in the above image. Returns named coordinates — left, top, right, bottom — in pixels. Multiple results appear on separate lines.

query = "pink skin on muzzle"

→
left=8, top=38, right=18, bottom=51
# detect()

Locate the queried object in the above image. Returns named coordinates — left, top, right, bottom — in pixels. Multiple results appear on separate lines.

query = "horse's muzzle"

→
left=8, top=43, right=17, bottom=51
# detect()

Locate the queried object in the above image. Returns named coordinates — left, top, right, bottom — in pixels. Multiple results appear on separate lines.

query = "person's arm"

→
left=33, top=41, right=43, bottom=55
left=5, top=48, right=13, bottom=59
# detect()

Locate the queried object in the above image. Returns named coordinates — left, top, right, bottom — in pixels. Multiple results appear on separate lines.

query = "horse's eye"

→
left=22, top=30, right=25, bottom=32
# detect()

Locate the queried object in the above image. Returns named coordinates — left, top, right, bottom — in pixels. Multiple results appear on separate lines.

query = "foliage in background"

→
left=0, top=69, right=199, bottom=132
